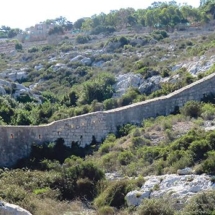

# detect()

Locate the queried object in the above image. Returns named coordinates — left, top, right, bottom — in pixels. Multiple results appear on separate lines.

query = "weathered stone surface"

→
left=177, top=167, right=193, bottom=175
left=172, top=55, right=215, bottom=75
left=126, top=190, right=151, bottom=206
left=113, top=73, right=162, bottom=97
left=126, top=174, right=215, bottom=206
left=0, top=201, right=32, bottom=215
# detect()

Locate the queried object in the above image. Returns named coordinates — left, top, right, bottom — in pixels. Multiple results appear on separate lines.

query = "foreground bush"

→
left=94, top=180, right=135, bottom=209
left=52, top=160, right=104, bottom=200
left=137, top=198, right=174, bottom=215
left=181, top=191, right=215, bottom=215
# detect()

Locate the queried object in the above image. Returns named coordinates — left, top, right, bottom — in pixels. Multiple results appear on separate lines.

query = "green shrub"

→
left=41, top=45, right=52, bottom=52
left=137, top=198, right=174, bottom=215
left=53, top=161, right=104, bottom=200
left=97, top=206, right=115, bottom=215
left=118, top=151, right=134, bottom=165
left=28, top=47, right=39, bottom=53
left=94, top=180, right=135, bottom=208
left=99, top=142, right=115, bottom=155
left=180, top=101, right=202, bottom=118
left=15, top=43, right=22, bottom=50
left=201, top=103, right=215, bottom=120
left=101, top=152, right=119, bottom=171
left=182, top=191, right=215, bottom=215
left=201, top=152, right=215, bottom=174
left=76, top=35, right=90, bottom=44
left=151, top=30, right=169, bottom=41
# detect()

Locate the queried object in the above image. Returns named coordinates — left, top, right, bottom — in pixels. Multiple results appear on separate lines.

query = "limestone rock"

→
left=113, top=73, right=162, bottom=97
left=92, top=60, right=104, bottom=67
left=70, top=55, right=92, bottom=66
left=34, top=63, right=43, bottom=71
left=0, top=201, right=32, bottom=215
left=139, top=76, right=162, bottom=95
left=125, top=174, right=215, bottom=206
left=125, top=190, right=151, bottom=206
left=0, top=69, right=27, bottom=82
left=81, top=57, right=92, bottom=66
left=51, top=63, right=66, bottom=72
left=177, top=167, right=193, bottom=175
left=172, top=55, right=215, bottom=75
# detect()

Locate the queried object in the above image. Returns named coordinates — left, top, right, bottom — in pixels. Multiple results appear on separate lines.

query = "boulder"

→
left=177, top=167, right=193, bottom=175
left=51, top=63, right=66, bottom=72
left=113, top=73, right=163, bottom=97
left=125, top=190, right=151, bottom=206
left=92, top=60, right=104, bottom=67
left=0, top=69, right=27, bottom=82
left=70, top=55, right=83, bottom=62
left=81, top=57, right=92, bottom=66
left=0, top=201, right=32, bottom=215
left=34, top=64, right=43, bottom=71
left=139, top=76, right=161, bottom=95
left=171, top=55, right=215, bottom=75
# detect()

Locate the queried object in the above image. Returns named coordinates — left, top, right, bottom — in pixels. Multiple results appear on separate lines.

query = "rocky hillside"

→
left=0, top=24, right=215, bottom=126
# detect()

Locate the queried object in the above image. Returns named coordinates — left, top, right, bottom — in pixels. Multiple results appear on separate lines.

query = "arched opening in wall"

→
left=58, top=131, right=60, bottom=135
left=10, top=134, right=14, bottom=139
left=39, top=135, right=41, bottom=139
left=80, top=135, right=83, bottom=139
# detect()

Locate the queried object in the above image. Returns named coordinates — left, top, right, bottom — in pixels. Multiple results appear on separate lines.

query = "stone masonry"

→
left=1, top=73, right=215, bottom=167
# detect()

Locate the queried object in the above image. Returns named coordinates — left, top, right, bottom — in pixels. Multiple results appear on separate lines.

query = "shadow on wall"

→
left=15, top=136, right=99, bottom=169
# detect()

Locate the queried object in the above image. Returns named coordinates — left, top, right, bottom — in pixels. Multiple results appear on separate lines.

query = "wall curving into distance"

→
left=1, top=73, right=215, bottom=167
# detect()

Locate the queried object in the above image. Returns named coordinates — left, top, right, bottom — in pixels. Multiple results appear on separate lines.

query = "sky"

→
left=1, top=0, right=199, bottom=30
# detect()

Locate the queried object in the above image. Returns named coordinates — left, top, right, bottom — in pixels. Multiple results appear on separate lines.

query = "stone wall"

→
left=1, top=73, right=215, bottom=167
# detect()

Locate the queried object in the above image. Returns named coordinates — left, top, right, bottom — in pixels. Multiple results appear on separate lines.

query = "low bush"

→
left=180, top=101, right=202, bottom=118
left=76, top=35, right=90, bottom=44
left=94, top=180, right=135, bottom=208
left=182, top=191, right=215, bottom=215
left=137, top=198, right=174, bottom=215
left=97, top=206, right=115, bottom=215
left=28, top=47, right=39, bottom=53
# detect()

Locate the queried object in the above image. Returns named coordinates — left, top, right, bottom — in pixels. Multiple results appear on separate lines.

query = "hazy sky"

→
left=2, top=0, right=199, bottom=30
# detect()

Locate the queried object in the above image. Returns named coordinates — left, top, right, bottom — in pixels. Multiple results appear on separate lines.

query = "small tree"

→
left=15, top=43, right=22, bottom=51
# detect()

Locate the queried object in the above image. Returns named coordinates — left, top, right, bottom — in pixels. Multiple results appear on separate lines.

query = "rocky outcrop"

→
left=113, top=73, right=162, bottom=97
left=172, top=55, right=215, bottom=75
left=0, top=201, right=32, bottom=215
left=0, top=68, right=28, bottom=82
left=125, top=174, right=215, bottom=206
left=0, top=79, right=40, bottom=102
left=70, top=55, right=92, bottom=66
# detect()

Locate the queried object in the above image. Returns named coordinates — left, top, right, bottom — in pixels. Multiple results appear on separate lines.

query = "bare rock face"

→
left=172, top=55, right=215, bottom=75
left=125, top=174, right=215, bottom=206
left=0, top=201, right=32, bottom=215
left=113, top=73, right=162, bottom=97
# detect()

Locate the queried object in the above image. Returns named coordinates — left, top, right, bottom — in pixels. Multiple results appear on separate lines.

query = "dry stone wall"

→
left=1, top=73, right=215, bottom=167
